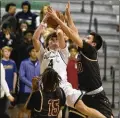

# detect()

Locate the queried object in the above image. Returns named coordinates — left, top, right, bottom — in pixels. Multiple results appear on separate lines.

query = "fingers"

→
left=68, top=1, right=70, bottom=9
left=47, top=6, right=53, bottom=13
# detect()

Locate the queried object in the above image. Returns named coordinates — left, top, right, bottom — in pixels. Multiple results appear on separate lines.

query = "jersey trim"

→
left=74, top=91, right=85, bottom=107
left=80, top=52, right=97, bottom=61
left=69, top=110, right=87, bottom=118
left=34, top=90, right=43, bottom=112
left=24, top=91, right=33, bottom=109
left=58, top=51, right=67, bottom=65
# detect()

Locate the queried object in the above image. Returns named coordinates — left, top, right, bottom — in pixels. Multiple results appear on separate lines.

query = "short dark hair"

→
left=24, top=30, right=34, bottom=36
left=21, top=1, right=31, bottom=11
left=68, top=44, right=78, bottom=52
left=27, top=45, right=34, bottom=54
left=5, top=3, right=16, bottom=12
left=19, top=20, right=28, bottom=26
left=2, top=21, right=11, bottom=30
left=41, top=67, right=61, bottom=92
left=45, top=32, right=57, bottom=48
left=90, top=32, right=103, bottom=50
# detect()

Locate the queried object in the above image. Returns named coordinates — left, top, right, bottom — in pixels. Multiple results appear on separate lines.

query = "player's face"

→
left=23, top=5, right=29, bottom=13
left=48, top=37, right=59, bottom=50
left=85, top=35, right=96, bottom=47
left=29, top=49, right=37, bottom=59
left=2, top=49, right=11, bottom=59
left=85, top=35, right=94, bottom=44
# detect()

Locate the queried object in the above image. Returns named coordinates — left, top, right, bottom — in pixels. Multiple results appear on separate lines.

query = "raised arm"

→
left=32, top=15, right=48, bottom=52
left=47, top=7, right=83, bottom=48
left=56, top=28, right=66, bottom=49
left=32, top=24, right=44, bottom=52
left=65, top=1, right=78, bottom=34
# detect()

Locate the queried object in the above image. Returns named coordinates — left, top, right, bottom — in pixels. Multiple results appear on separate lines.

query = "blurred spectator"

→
left=0, top=22, right=16, bottom=49
left=16, top=20, right=29, bottom=44
left=0, top=49, right=14, bottom=118
left=1, top=46, right=17, bottom=95
left=36, top=5, right=48, bottom=27
left=15, top=30, right=33, bottom=70
left=1, top=46, right=17, bottom=111
left=18, top=46, right=40, bottom=117
left=67, top=44, right=78, bottom=89
left=19, top=45, right=40, bottom=102
left=0, top=22, right=17, bottom=62
left=2, top=3, right=17, bottom=33
left=16, top=1, right=37, bottom=30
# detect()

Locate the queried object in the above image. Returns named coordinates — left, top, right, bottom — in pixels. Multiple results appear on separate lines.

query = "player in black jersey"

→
left=47, top=3, right=113, bottom=118
left=26, top=67, right=66, bottom=118
left=76, top=32, right=113, bottom=118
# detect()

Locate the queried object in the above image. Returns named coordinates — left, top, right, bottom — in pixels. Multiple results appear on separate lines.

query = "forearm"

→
left=67, top=12, right=78, bottom=33
left=32, top=24, right=44, bottom=51
left=55, top=17, right=83, bottom=48
left=32, top=38, right=40, bottom=52
left=86, top=107, right=106, bottom=118
left=13, top=73, right=17, bottom=91
left=57, top=29, right=66, bottom=49
left=20, top=76, right=32, bottom=88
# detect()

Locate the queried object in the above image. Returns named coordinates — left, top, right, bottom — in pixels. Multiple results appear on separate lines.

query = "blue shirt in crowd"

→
left=2, top=59, right=17, bottom=91
left=19, top=58, right=40, bottom=93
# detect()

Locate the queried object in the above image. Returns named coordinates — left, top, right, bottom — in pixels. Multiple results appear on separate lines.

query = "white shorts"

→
left=60, top=81, right=85, bottom=108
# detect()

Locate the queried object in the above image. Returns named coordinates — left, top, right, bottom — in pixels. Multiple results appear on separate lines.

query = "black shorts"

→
left=82, top=90, right=113, bottom=118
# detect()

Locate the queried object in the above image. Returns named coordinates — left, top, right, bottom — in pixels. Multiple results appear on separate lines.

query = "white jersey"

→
left=40, top=47, right=68, bottom=83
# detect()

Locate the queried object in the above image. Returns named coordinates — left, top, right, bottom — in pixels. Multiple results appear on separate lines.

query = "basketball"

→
left=47, top=10, right=65, bottom=29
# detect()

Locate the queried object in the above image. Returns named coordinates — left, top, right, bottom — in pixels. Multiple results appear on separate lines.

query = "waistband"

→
left=86, top=86, right=103, bottom=95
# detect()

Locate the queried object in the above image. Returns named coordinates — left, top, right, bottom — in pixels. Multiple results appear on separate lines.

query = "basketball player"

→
left=32, top=15, right=106, bottom=118
left=47, top=5, right=113, bottom=118
left=26, top=67, right=66, bottom=118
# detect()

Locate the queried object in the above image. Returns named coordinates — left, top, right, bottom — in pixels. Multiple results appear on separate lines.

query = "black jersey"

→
left=26, top=87, right=66, bottom=118
left=77, top=41, right=102, bottom=92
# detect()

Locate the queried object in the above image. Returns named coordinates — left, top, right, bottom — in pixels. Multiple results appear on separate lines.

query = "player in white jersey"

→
left=32, top=15, right=106, bottom=118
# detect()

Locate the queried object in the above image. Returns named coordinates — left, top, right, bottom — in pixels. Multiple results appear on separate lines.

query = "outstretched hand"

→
left=47, top=6, right=58, bottom=20
left=65, top=1, right=70, bottom=22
